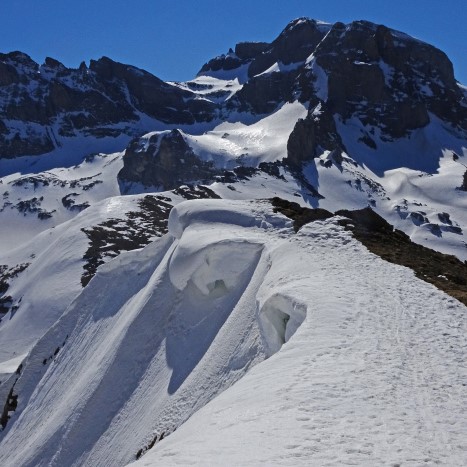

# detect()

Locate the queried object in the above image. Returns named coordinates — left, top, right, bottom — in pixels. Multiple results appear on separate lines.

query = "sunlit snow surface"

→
left=0, top=200, right=465, bottom=466
left=138, top=101, right=308, bottom=168
left=132, top=208, right=467, bottom=467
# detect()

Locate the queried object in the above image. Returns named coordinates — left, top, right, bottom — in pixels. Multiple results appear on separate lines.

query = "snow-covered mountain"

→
left=0, top=18, right=466, bottom=466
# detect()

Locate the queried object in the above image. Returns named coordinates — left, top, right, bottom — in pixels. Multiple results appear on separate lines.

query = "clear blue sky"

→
left=1, top=0, right=466, bottom=83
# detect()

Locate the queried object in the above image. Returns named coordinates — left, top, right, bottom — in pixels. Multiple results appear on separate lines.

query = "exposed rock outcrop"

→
left=118, top=130, right=218, bottom=190
left=309, top=21, right=466, bottom=138
left=284, top=19, right=466, bottom=166
left=0, top=53, right=215, bottom=158
left=286, top=103, right=344, bottom=165
left=234, top=42, right=269, bottom=60
left=228, top=70, right=298, bottom=114
left=460, top=170, right=467, bottom=191
left=1, top=17, right=466, bottom=166
left=247, top=18, right=330, bottom=78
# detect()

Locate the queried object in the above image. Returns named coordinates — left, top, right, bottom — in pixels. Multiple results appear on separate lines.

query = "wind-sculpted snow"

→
left=1, top=199, right=466, bottom=466
left=0, top=164, right=307, bottom=381
left=258, top=293, right=307, bottom=356
left=0, top=200, right=297, bottom=466
left=132, top=214, right=467, bottom=467
left=169, top=233, right=263, bottom=296
left=167, top=199, right=262, bottom=239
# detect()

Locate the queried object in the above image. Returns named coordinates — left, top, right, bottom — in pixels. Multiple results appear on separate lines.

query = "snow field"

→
left=181, top=101, right=308, bottom=167
left=0, top=200, right=293, bottom=466
left=0, top=191, right=175, bottom=371
left=1, top=199, right=465, bottom=466
left=132, top=213, right=467, bottom=466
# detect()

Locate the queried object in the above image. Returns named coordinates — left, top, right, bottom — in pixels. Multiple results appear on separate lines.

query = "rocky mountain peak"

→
left=119, top=129, right=217, bottom=190
left=246, top=18, right=330, bottom=78
left=198, top=17, right=465, bottom=138
left=42, top=57, right=67, bottom=71
left=198, top=17, right=330, bottom=79
left=1, top=17, right=466, bottom=171
left=285, top=19, right=467, bottom=164
left=0, top=53, right=216, bottom=159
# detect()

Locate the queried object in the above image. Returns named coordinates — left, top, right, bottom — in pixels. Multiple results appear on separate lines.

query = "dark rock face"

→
left=118, top=130, right=218, bottom=190
left=88, top=57, right=213, bottom=124
left=0, top=53, right=215, bottom=159
left=460, top=170, right=467, bottom=191
left=2, top=17, right=467, bottom=168
left=234, top=42, right=269, bottom=60
left=198, top=42, right=269, bottom=76
left=228, top=70, right=297, bottom=114
left=285, top=20, right=467, bottom=166
left=286, top=116, right=316, bottom=165
left=198, top=18, right=329, bottom=80
left=309, top=21, right=466, bottom=138
left=117, top=17, right=467, bottom=186
left=198, top=53, right=247, bottom=75
left=287, top=103, right=344, bottom=165
left=199, top=18, right=466, bottom=164
left=247, top=18, right=329, bottom=78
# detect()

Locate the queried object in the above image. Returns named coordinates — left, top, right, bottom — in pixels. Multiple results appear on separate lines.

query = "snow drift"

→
left=1, top=199, right=466, bottom=467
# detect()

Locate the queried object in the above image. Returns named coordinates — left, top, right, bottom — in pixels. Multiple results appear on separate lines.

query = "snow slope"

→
left=127, top=101, right=307, bottom=171
left=1, top=128, right=466, bottom=382
left=0, top=98, right=311, bottom=381
left=0, top=151, right=123, bottom=255
left=303, top=115, right=467, bottom=261
left=132, top=209, right=467, bottom=466
left=0, top=200, right=466, bottom=466
left=0, top=193, right=146, bottom=373
left=1, top=115, right=466, bottom=390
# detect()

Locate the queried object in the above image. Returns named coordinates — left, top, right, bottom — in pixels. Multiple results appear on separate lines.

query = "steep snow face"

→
left=305, top=54, right=328, bottom=101
left=133, top=101, right=308, bottom=170
left=0, top=163, right=308, bottom=379
left=1, top=200, right=466, bottom=467
left=0, top=193, right=163, bottom=376
left=131, top=215, right=467, bottom=467
left=0, top=200, right=292, bottom=466
left=335, top=114, right=467, bottom=175
left=1, top=137, right=466, bottom=384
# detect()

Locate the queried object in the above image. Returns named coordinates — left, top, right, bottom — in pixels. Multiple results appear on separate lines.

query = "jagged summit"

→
left=199, top=17, right=465, bottom=136
left=116, top=17, right=467, bottom=189
left=0, top=53, right=215, bottom=159
left=198, top=17, right=331, bottom=79
left=1, top=18, right=466, bottom=163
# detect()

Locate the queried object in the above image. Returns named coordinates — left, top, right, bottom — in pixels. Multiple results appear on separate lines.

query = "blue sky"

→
left=1, top=0, right=466, bottom=83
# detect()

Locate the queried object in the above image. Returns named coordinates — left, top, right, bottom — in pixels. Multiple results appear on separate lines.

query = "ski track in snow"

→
left=132, top=215, right=467, bottom=467
left=0, top=200, right=465, bottom=466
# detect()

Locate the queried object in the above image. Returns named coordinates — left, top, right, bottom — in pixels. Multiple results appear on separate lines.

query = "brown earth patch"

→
left=271, top=198, right=467, bottom=306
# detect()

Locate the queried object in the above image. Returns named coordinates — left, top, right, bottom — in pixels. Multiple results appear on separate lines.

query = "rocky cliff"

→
left=1, top=18, right=466, bottom=189
left=0, top=54, right=215, bottom=158
left=119, top=18, right=467, bottom=187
